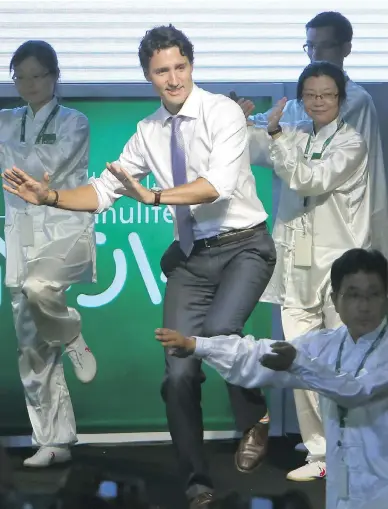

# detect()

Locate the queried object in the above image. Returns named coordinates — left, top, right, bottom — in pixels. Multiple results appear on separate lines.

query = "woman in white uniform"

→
left=249, top=61, right=370, bottom=480
left=1, top=40, right=97, bottom=467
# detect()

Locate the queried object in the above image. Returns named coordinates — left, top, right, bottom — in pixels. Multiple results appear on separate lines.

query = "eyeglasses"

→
left=339, top=291, right=386, bottom=305
left=303, top=42, right=341, bottom=53
left=302, top=92, right=339, bottom=103
left=12, top=72, right=51, bottom=84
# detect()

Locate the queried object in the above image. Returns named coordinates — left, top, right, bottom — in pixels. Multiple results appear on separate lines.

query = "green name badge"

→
left=41, top=134, right=56, bottom=145
left=311, top=152, right=322, bottom=160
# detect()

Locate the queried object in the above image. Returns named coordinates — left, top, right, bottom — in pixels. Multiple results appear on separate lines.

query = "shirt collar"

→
left=351, top=318, right=388, bottom=343
left=313, top=116, right=342, bottom=141
left=27, top=96, right=58, bottom=121
left=159, top=84, right=201, bottom=126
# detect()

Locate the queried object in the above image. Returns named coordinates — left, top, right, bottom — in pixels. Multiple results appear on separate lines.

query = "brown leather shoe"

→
left=235, top=422, right=268, bottom=473
left=189, top=492, right=214, bottom=508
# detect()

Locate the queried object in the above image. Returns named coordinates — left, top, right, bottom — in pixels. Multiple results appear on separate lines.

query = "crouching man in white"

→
left=156, top=248, right=388, bottom=509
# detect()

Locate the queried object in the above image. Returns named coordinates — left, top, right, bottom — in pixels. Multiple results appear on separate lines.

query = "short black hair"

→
left=138, top=24, right=194, bottom=74
left=296, top=61, right=346, bottom=103
left=306, top=11, right=353, bottom=44
left=10, top=40, right=60, bottom=78
left=331, top=249, right=388, bottom=294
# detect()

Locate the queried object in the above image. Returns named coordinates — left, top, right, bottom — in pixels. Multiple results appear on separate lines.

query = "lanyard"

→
left=304, top=119, right=344, bottom=160
left=20, top=104, right=60, bottom=144
left=303, top=119, right=344, bottom=208
left=335, top=323, right=387, bottom=428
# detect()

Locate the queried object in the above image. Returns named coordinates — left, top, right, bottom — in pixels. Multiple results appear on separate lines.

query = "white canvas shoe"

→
left=286, top=460, right=326, bottom=481
left=23, top=446, right=71, bottom=468
left=65, top=334, right=97, bottom=383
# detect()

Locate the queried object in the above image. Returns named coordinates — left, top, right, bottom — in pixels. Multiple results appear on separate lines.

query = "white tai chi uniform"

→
left=0, top=97, right=95, bottom=446
left=193, top=319, right=388, bottom=509
left=249, top=95, right=376, bottom=460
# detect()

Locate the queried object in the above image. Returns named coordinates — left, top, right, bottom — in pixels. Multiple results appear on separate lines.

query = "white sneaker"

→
left=65, top=334, right=97, bottom=383
left=23, top=446, right=71, bottom=468
left=295, top=442, right=308, bottom=453
left=286, top=461, right=326, bottom=481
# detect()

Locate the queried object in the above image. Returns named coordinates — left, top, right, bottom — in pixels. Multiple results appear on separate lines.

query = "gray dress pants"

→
left=160, top=223, right=276, bottom=498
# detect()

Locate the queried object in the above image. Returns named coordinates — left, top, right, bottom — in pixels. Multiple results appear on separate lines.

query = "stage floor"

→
left=5, top=435, right=325, bottom=508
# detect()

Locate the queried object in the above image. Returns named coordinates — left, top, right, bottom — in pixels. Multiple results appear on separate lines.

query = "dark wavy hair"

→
left=138, top=24, right=194, bottom=74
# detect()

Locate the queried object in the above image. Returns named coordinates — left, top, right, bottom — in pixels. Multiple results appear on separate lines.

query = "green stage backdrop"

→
left=0, top=96, right=273, bottom=435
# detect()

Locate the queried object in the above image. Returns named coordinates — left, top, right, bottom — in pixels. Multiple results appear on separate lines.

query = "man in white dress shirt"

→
left=156, top=248, right=388, bottom=509
left=235, top=11, right=388, bottom=481
left=2, top=25, right=276, bottom=509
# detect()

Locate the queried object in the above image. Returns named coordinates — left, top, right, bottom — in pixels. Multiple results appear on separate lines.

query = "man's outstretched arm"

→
left=155, top=328, right=308, bottom=390
left=3, top=167, right=100, bottom=213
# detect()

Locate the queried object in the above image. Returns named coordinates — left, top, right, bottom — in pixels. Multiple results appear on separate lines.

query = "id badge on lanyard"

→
left=20, top=104, right=59, bottom=144
left=20, top=214, right=34, bottom=247
left=294, top=215, right=312, bottom=267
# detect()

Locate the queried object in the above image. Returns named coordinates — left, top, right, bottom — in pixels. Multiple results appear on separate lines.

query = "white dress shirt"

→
left=0, top=97, right=95, bottom=287
left=254, top=118, right=370, bottom=308
left=91, top=84, right=267, bottom=240
left=194, top=319, right=388, bottom=509
left=249, top=78, right=388, bottom=261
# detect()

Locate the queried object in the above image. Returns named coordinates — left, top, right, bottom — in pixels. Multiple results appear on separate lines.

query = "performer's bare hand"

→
left=238, top=98, right=255, bottom=119
left=155, top=328, right=196, bottom=357
left=260, top=341, right=297, bottom=371
left=2, top=166, right=50, bottom=205
left=106, top=162, right=154, bottom=204
left=267, top=97, right=288, bottom=132
left=230, top=91, right=255, bottom=124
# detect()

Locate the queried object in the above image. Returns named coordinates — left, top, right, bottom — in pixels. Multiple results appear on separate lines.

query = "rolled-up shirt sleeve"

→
left=198, top=99, right=248, bottom=201
left=89, top=131, right=150, bottom=213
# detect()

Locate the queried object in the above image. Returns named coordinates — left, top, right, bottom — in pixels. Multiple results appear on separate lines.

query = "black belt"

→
left=193, top=222, right=266, bottom=250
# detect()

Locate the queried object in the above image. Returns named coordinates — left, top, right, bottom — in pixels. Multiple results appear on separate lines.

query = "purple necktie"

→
left=171, top=115, right=194, bottom=256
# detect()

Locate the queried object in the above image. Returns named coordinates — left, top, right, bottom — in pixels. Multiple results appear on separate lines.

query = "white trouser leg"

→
left=281, top=293, right=342, bottom=461
left=22, top=278, right=81, bottom=348
left=11, top=283, right=77, bottom=447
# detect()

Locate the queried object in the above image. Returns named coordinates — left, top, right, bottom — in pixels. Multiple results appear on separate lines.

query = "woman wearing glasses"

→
left=0, top=40, right=97, bottom=467
left=251, top=61, right=370, bottom=480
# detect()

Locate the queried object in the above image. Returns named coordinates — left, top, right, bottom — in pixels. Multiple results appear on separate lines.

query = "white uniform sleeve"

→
left=194, top=329, right=388, bottom=410
left=194, top=334, right=310, bottom=389
left=269, top=128, right=367, bottom=196
left=248, top=99, right=307, bottom=167
left=290, top=349, right=388, bottom=409
left=248, top=126, right=273, bottom=168
left=346, top=93, right=388, bottom=260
